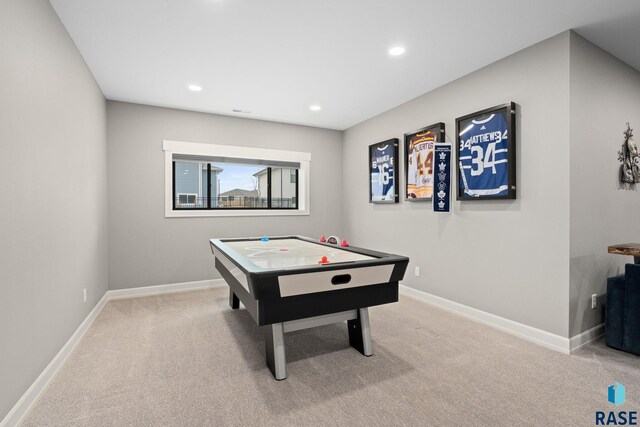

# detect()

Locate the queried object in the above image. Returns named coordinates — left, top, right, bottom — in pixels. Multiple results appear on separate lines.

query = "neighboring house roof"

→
left=219, top=188, right=258, bottom=197
left=253, top=168, right=267, bottom=177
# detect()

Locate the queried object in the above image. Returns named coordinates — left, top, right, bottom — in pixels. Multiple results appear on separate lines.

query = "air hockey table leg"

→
left=229, top=289, right=239, bottom=309
left=264, top=323, right=287, bottom=380
left=348, top=308, right=373, bottom=356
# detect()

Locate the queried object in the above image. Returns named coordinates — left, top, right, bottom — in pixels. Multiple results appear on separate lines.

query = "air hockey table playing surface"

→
left=220, top=237, right=376, bottom=269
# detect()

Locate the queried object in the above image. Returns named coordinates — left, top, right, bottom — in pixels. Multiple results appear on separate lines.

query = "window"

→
left=173, top=161, right=297, bottom=210
left=163, top=140, right=310, bottom=217
left=174, top=161, right=208, bottom=207
left=177, top=193, right=198, bottom=207
left=270, top=167, right=298, bottom=208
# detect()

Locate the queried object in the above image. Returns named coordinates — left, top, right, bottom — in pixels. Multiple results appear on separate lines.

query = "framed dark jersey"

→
left=456, top=102, right=516, bottom=200
left=404, top=123, right=445, bottom=201
left=369, top=138, right=399, bottom=203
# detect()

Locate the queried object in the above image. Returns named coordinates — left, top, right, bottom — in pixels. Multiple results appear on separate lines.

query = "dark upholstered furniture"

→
left=606, top=263, right=640, bottom=355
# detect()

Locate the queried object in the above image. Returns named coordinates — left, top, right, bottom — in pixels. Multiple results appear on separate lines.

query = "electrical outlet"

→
left=591, top=294, right=597, bottom=309
left=414, top=267, right=420, bottom=277
left=83, top=288, right=87, bottom=303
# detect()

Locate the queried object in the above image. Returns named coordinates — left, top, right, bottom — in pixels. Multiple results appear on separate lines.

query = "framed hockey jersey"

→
left=369, top=138, right=399, bottom=203
left=404, top=123, right=445, bottom=201
left=456, top=103, right=517, bottom=200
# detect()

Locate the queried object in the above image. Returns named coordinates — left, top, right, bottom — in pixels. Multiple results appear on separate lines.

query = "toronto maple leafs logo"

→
left=439, top=151, right=446, bottom=160
left=438, top=200, right=445, bottom=208
left=438, top=171, right=446, bottom=181
left=439, top=162, right=446, bottom=172
left=437, top=190, right=445, bottom=199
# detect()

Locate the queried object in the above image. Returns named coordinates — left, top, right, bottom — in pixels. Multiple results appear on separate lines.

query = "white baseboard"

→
left=108, top=278, right=226, bottom=299
left=1, top=278, right=227, bottom=427
left=399, top=285, right=572, bottom=354
left=569, top=323, right=605, bottom=352
left=0, top=292, right=110, bottom=427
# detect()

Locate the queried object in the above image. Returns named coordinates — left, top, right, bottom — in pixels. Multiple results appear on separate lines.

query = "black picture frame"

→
left=455, top=102, right=516, bottom=200
left=369, top=138, right=399, bottom=204
left=404, top=122, right=445, bottom=201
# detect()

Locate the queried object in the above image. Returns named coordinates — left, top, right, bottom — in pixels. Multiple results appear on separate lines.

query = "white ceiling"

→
left=49, top=0, right=640, bottom=130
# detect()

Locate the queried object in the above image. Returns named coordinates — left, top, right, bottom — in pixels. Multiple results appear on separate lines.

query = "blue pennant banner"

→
left=433, top=144, right=452, bottom=213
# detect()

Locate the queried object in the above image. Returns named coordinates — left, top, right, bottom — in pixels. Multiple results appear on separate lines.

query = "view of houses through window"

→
left=173, top=160, right=298, bottom=209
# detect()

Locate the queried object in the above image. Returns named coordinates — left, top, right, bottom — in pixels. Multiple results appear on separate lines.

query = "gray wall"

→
left=107, top=102, right=343, bottom=290
left=569, top=32, right=640, bottom=336
left=0, top=0, right=108, bottom=421
left=343, top=33, right=572, bottom=337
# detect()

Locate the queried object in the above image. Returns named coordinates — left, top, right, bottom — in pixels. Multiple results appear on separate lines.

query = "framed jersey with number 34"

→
left=456, top=102, right=517, bottom=200
left=369, top=138, right=399, bottom=204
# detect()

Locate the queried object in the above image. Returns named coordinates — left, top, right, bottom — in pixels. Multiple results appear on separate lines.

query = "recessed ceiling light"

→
left=309, top=105, right=321, bottom=111
left=388, top=46, right=405, bottom=56
left=188, top=84, right=202, bottom=92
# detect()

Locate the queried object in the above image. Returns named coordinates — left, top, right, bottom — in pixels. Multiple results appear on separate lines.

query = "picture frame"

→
left=456, top=102, right=516, bottom=200
left=369, top=138, right=399, bottom=203
left=404, top=122, right=445, bottom=201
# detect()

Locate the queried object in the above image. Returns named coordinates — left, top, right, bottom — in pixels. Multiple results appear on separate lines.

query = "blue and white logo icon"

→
left=608, top=382, right=626, bottom=407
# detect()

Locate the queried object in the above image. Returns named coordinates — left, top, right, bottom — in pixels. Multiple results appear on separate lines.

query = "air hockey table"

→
left=209, top=235, right=409, bottom=380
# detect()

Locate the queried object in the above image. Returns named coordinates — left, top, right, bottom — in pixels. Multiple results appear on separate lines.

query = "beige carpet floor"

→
left=21, top=288, right=640, bottom=426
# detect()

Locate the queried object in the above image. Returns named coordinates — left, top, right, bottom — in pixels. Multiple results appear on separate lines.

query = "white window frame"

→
left=163, top=140, right=310, bottom=217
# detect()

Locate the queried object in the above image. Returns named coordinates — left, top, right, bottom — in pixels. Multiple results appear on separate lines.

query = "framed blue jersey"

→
left=369, top=138, right=399, bottom=203
left=456, top=102, right=516, bottom=200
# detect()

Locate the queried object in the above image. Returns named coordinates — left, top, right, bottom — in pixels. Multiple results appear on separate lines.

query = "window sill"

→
left=165, top=209, right=310, bottom=218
